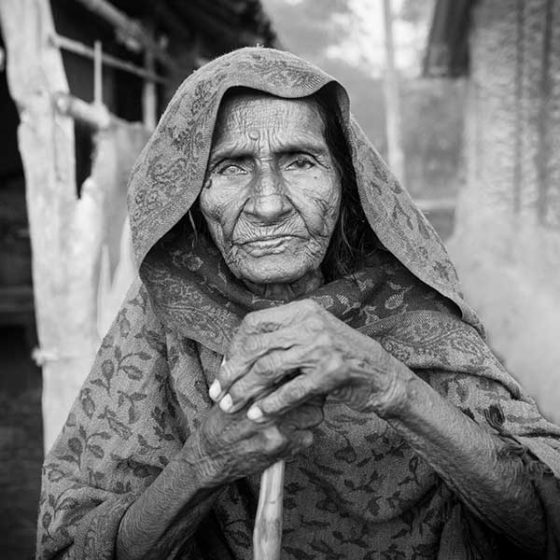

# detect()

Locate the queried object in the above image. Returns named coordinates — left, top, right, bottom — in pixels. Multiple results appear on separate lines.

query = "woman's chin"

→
left=232, top=256, right=323, bottom=296
left=237, top=265, right=308, bottom=286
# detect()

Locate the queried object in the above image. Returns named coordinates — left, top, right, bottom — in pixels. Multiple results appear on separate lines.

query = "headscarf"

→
left=37, top=48, right=560, bottom=560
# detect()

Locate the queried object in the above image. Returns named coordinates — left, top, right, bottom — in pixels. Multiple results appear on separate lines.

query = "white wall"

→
left=449, top=0, right=560, bottom=423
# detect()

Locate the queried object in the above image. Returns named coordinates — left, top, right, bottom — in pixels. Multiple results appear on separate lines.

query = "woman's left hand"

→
left=210, top=299, right=410, bottom=422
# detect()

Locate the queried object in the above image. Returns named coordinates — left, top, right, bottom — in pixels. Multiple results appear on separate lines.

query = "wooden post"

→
left=382, top=0, right=406, bottom=185
left=93, top=40, right=103, bottom=106
left=142, top=26, right=157, bottom=131
left=54, top=92, right=112, bottom=130
left=0, top=0, right=103, bottom=451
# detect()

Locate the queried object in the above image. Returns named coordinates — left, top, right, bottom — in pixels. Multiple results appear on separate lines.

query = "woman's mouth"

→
left=239, top=235, right=297, bottom=256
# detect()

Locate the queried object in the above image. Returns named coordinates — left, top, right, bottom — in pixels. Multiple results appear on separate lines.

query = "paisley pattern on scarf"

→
left=36, top=48, right=560, bottom=559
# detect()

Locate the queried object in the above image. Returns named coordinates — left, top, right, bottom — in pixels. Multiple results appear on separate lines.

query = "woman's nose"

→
left=244, top=168, right=291, bottom=223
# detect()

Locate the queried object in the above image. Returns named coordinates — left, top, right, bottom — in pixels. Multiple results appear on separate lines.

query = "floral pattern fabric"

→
left=37, top=48, right=560, bottom=559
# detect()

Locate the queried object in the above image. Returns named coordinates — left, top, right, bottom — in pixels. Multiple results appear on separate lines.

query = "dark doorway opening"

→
left=0, top=33, right=44, bottom=560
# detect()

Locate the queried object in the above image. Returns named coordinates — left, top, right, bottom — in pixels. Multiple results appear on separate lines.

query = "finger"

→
left=255, top=425, right=288, bottom=455
left=220, top=329, right=335, bottom=412
left=201, top=404, right=262, bottom=450
left=249, top=353, right=345, bottom=420
left=223, top=345, right=314, bottom=413
left=212, top=329, right=296, bottom=400
left=224, top=298, right=324, bottom=378
left=286, top=429, right=315, bottom=455
left=213, top=328, right=320, bottom=411
left=280, top=401, right=324, bottom=431
left=213, top=430, right=285, bottom=484
left=257, top=426, right=315, bottom=458
left=239, top=300, right=319, bottom=337
left=252, top=375, right=318, bottom=420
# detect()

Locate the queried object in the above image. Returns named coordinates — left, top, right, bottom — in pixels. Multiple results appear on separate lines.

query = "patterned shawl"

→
left=37, top=48, right=560, bottom=560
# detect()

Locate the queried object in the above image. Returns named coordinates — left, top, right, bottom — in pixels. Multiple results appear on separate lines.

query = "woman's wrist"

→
left=357, top=353, right=412, bottom=418
left=116, top=437, right=222, bottom=559
left=363, top=362, right=412, bottom=418
left=179, top=430, right=228, bottom=490
left=338, top=332, right=413, bottom=418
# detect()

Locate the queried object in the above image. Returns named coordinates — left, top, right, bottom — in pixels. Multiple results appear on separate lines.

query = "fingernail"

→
left=247, top=405, right=265, bottom=422
left=209, top=380, right=221, bottom=401
left=219, top=394, right=233, bottom=412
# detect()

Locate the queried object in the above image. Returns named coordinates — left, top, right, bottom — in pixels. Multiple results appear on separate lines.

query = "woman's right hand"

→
left=182, top=398, right=323, bottom=487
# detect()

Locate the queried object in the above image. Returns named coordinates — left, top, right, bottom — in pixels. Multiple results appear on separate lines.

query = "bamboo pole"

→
left=382, top=0, right=406, bottom=185
left=72, top=0, right=180, bottom=72
left=142, top=25, right=157, bottom=132
left=253, top=460, right=285, bottom=560
left=93, top=40, right=102, bottom=106
left=51, top=34, right=167, bottom=84
left=54, top=92, right=112, bottom=130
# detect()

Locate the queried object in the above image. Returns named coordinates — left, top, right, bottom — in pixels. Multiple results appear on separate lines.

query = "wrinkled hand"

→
left=184, top=398, right=323, bottom=487
left=210, top=299, right=408, bottom=423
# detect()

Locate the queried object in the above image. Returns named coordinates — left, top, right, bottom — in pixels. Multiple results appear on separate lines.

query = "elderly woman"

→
left=37, top=48, right=560, bottom=560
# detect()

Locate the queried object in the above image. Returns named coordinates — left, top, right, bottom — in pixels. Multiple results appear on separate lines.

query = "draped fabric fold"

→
left=37, top=47, right=560, bottom=559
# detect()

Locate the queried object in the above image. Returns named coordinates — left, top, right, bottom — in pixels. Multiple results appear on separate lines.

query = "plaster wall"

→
left=449, top=0, right=560, bottom=423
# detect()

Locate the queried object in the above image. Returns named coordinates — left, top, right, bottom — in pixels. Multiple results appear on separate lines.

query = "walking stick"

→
left=253, top=460, right=285, bottom=560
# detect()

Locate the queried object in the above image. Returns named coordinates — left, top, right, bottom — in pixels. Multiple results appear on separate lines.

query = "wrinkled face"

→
left=199, top=92, right=342, bottom=285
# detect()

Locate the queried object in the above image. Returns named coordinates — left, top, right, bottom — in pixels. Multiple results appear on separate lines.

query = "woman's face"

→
left=199, top=92, right=342, bottom=286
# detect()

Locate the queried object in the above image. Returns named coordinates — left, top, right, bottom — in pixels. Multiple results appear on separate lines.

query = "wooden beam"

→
left=151, top=1, right=193, bottom=44
left=0, top=0, right=103, bottom=450
left=51, top=33, right=168, bottom=84
left=93, top=40, right=102, bottom=106
left=142, top=24, right=157, bottom=131
left=171, top=0, right=264, bottom=48
left=382, top=0, right=406, bottom=185
left=72, top=0, right=180, bottom=73
left=54, top=92, right=112, bottom=129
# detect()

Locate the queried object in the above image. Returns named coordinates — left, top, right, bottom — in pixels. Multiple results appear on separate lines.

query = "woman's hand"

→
left=184, top=397, right=323, bottom=488
left=210, top=299, right=410, bottom=423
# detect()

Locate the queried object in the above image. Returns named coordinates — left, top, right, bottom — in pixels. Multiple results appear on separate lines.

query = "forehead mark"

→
left=209, top=93, right=331, bottom=164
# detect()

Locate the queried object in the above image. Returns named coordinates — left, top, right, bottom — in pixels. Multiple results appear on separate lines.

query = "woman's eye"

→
left=286, top=156, right=314, bottom=171
left=218, top=163, right=247, bottom=176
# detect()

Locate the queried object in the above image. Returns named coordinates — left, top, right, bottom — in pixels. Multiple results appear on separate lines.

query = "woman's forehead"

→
left=212, top=91, right=326, bottom=146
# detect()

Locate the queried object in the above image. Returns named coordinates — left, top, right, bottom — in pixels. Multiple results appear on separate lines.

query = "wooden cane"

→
left=253, top=460, right=285, bottom=560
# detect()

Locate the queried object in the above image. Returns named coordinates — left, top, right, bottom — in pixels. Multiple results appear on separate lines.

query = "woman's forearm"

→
left=116, top=442, right=221, bottom=560
left=382, top=362, right=546, bottom=555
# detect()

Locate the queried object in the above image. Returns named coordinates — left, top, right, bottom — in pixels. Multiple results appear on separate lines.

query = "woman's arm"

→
left=37, top=284, right=323, bottom=560
left=116, top=402, right=323, bottom=559
left=379, top=361, right=546, bottom=555
left=213, top=299, right=548, bottom=556
left=115, top=447, right=217, bottom=559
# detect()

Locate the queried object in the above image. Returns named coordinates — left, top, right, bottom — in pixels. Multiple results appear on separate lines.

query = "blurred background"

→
left=1, top=0, right=559, bottom=557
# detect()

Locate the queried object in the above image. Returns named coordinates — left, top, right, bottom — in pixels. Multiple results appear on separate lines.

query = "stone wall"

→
left=448, top=0, right=560, bottom=423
